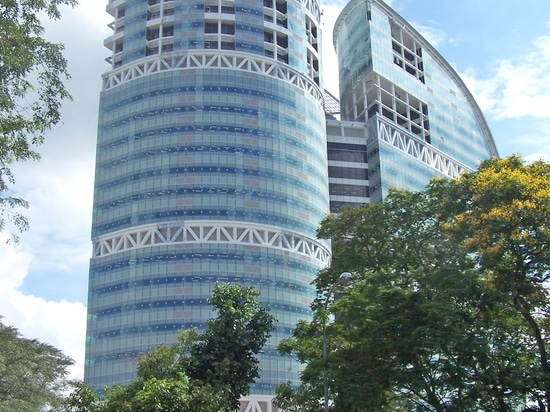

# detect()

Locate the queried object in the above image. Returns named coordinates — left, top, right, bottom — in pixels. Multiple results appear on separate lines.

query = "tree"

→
left=64, top=381, right=100, bottom=412
left=68, top=346, right=226, bottom=412
left=69, top=283, right=275, bottom=412
left=0, top=319, right=74, bottom=411
left=100, top=374, right=224, bottom=412
left=181, top=282, right=276, bottom=411
left=279, top=156, right=550, bottom=411
left=0, top=0, right=77, bottom=242
left=280, top=190, right=498, bottom=410
left=112, top=343, right=226, bottom=412
left=274, top=381, right=323, bottom=412
left=130, top=376, right=208, bottom=412
left=432, top=155, right=550, bottom=411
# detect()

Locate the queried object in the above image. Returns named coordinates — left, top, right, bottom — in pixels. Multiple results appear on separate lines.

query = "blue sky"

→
left=0, top=0, right=549, bottom=379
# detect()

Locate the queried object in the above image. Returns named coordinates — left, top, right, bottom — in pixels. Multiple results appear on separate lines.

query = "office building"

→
left=84, top=0, right=329, bottom=407
left=325, top=0, right=497, bottom=213
left=84, top=0, right=497, bottom=410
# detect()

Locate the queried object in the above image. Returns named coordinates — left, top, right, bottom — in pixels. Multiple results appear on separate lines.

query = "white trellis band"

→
left=102, top=51, right=324, bottom=106
left=92, top=220, right=332, bottom=267
left=375, top=116, right=470, bottom=178
left=240, top=395, right=283, bottom=412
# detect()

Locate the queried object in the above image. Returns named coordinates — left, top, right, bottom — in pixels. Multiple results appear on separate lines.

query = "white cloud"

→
left=461, top=35, right=550, bottom=120
left=509, top=120, right=550, bottom=163
left=458, top=34, right=550, bottom=160
left=524, top=152, right=550, bottom=163
left=321, top=4, right=343, bottom=96
left=0, top=243, right=32, bottom=292
left=13, top=154, right=94, bottom=298
left=0, top=241, right=87, bottom=380
left=413, top=23, right=448, bottom=48
left=15, top=151, right=94, bottom=239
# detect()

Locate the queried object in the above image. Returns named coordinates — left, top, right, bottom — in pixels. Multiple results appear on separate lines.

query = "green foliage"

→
left=433, top=155, right=550, bottom=410
left=78, top=366, right=224, bottom=412
left=182, top=282, right=276, bottom=411
left=69, top=283, right=275, bottom=412
left=101, top=384, right=133, bottom=412
left=141, top=376, right=229, bottom=412
left=281, top=156, right=550, bottom=411
left=107, top=344, right=226, bottom=412
left=135, top=344, right=180, bottom=382
left=0, top=319, right=74, bottom=411
left=64, top=381, right=100, bottom=412
left=131, top=376, right=191, bottom=412
left=0, top=0, right=77, bottom=242
left=274, top=382, right=323, bottom=412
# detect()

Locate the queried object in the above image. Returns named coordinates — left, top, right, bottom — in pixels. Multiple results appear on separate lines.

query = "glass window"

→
left=205, top=22, right=218, bottom=33
left=329, top=183, right=369, bottom=197
left=221, top=23, right=235, bottom=35
left=328, top=166, right=367, bottom=180
left=327, top=142, right=367, bottom=162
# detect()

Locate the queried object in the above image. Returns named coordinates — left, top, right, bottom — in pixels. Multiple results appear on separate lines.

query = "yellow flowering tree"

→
left=433, top=155, right=550, bottom=410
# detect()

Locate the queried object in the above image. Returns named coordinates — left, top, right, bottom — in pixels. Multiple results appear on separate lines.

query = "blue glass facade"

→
left=85, top=0, right=328, bottom=395
left=330, top=0, right=498, bottom=204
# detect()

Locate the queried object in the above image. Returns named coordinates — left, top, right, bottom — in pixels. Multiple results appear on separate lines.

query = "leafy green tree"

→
left=130, top=376, right=196, bottom=412
left=0, top=0, right=77, bottom=242
left=281, top=190, right=493, bottom=410
left=274, top=381, right=324, bottom=412
left=101, top=384, right=133, bottom=412
left=69, top=283, right=275, bottom=412
left=100, top=374, right=223, bottom=412
left=432, top=155, right=550, bottom=411
left=0, top=319, right=74, bottom=411
left=134, top=343, right=181, bottom=382
left=78, top=347, right=225, bottom=412
left=64, top=381, right=100, bottom=412
left=181, top=282, right=276, bottom=411
left=279, top=157, right=549, bottom=411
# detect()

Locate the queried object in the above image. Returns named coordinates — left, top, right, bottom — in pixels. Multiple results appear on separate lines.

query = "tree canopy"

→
left=0, top=319, right=74, bottom=411
left=66, top=283, right=275, bottom=412
left=0, top=0, right=77, bottom=242
left=182, top=282, right=276, bottom=411
left=436, top=155, right=550, bottom=410
left=277, top=155, right=550, bottom=411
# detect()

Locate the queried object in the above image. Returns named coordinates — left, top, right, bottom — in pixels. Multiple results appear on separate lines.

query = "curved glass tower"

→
left=327, top=0, right=498, bottom=210
left=84, top=0, right=329, bottom=406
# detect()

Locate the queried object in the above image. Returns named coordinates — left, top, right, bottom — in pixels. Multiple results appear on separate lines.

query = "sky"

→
left=0, top=0, right=549, bottom=380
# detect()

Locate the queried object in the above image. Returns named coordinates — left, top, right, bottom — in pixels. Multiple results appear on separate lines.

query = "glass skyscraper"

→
left=326, top=0, right=497, bottom=211
left=85, top=0, right=497, bottom=410
left=85, top=0, right=329, bottom=408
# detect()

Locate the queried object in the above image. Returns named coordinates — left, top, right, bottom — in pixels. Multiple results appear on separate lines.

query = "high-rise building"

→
left=84, top=0, right=497, bottom=409
left=326, top=0, right=497, bottom=212
left=84, top=0, right=329, bottom=407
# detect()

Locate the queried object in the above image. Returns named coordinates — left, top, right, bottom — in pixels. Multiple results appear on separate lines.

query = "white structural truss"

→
left=375, top=116, right=471, bottom=178
left=102, top=51, right=324, bottom=105
left=92, top=220, right=332, bottom=267
left=302, top=0, right=321, bottom=21
left=240, top=395, right=282, bottom=412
